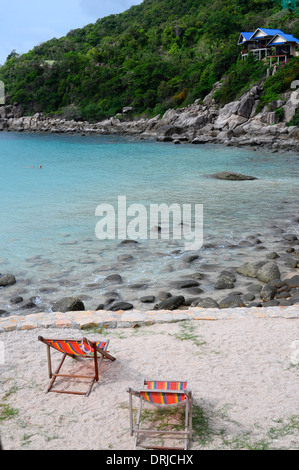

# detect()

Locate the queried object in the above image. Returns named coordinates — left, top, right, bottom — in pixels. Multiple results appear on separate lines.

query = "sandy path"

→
left=0, top=318, right=298, bottom=450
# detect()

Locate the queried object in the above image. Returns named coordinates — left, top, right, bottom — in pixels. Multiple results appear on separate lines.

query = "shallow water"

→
left=0, top=132, right=298, bottom=313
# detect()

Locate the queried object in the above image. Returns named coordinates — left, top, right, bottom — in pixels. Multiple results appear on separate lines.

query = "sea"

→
left=0, top=131, right=298, bottom=314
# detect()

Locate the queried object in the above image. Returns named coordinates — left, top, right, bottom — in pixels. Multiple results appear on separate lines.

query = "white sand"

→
left=0, top=318, right=298, bottom=450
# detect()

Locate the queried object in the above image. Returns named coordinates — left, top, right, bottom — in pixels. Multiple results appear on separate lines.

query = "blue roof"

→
left=241, top=32, right=253, bottom=41
left=238, top=32, right=254, bottom=45
left=250, top=28, right=284, bottom=40
left=268, top=32, right=299, bottom=45
left=259, top=28, right=284, bottom=35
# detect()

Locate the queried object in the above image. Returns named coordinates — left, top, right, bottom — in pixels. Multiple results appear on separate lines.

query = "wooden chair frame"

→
left=38, top=336, right=116, bottom=396
left=127, top=378, right=193, bottom=450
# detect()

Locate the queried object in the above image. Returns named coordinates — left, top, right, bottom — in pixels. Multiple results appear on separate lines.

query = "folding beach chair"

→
left=38, top=336, right=116, bottom=396
left=127, top=379, right=192, bottom=450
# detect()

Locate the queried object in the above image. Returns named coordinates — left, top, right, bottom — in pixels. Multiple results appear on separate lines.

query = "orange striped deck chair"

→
left=127, top=379, right=192, bottom=450
left=38, top=336, right=116, bottom=396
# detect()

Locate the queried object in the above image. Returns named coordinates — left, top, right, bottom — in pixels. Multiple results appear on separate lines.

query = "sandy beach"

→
left=0, top=317, right=298, bottom=450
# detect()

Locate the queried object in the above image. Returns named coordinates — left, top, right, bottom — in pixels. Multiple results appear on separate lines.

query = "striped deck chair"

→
left=127, top=379, right=192, bottom=450
left=38, top=336, right=116, bottom=396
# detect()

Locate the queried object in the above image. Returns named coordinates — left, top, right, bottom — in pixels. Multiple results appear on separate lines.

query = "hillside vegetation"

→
left=0, top=0, right=298, bottom=121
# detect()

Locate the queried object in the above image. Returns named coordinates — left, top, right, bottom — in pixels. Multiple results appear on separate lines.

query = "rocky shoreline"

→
left=1, top=224, right=299, bottom=317
left=1, top=83, right=298, bottom=317
left=0, top=83, right=299, bottom=151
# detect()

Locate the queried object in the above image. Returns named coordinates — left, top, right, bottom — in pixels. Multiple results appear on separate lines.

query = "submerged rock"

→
left=236, top=262, right=266, bottom=278
left=104, top=274, right=123, bottom=284
left=140, top=296, right=156, bottom=303
left=210, top=171, right=258, bottom=181
left=179, top=280, right=200, bottom=289
left=214, top=270, right=236, bottom=290
left=10, top=295, right=23, bottom=304
left=0, top=274, right=16, bottom=287
left=110, top=302, right=134, bottom=311
left=282, top=234, right=298, bottom=242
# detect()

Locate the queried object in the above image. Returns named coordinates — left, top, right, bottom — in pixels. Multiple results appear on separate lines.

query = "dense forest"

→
left=0, top=0, right=298, bottom=121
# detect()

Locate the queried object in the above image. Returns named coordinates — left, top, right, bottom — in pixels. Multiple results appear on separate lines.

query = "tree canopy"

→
left=0, top=0, right=298, bottom=120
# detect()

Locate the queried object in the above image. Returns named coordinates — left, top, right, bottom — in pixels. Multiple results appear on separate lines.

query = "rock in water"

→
left=0, top=274, right=16, bottom=287
left=193, top=297, right=220, bottom=308
left=52, top=297, right=85, bottom=313
left=260, top=284, right=277, bottom=302
left=154, top=295, right=185, bottom=310
left=110, top=302, right=134, bottom=311
left=140, top=296, right=156, bottom=303
left=282, top=234, right=298, bottom=241
left=236, top=262, right=266, bottom=278
left=219, top=295, right=245, bottom=309
left=256, top=262, right=281, bottom=283
left=214, top=271, right=236, bottom=289
left=210, top=172, right=258, bottom=181
left=104, top=274, right=123, bottom=284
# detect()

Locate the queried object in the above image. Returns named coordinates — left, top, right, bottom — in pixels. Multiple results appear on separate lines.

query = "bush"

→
left=213, top=55, right=266, bottom=105
left=257, top=57, right=299, bottom=111
left=288, top=109, right=299, bottom=126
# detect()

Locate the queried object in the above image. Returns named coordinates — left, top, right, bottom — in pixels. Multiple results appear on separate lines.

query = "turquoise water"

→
left=0, top=132, right=298, bottom=313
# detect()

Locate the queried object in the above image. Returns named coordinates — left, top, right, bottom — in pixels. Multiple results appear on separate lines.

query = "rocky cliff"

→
left=0, top=83, right=298, bottom=151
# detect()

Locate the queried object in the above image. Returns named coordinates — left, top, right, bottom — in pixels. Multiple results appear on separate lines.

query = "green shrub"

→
left=257, top=57, right=299, bottom=111
left=288, top=109, right=299, bottom=126
left=213, top=55, right=266, bottom=105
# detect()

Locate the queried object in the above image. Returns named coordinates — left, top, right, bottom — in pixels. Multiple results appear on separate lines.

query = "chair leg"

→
left=93, top=342, right=99, bottom=382
left=189, top=395, right=193, bottom=442
left=134, top=397, right=143, bottom=450
left=46, top=344, right=52, bottom=379
left=184, top=398, right=189, bottom=450
left=129, top=392, right=134, bottom=436
left=47, top=353, right=67, bottom=393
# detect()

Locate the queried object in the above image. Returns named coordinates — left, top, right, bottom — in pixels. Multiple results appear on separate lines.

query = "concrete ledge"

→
left=0, top=305, right=298, bottom=333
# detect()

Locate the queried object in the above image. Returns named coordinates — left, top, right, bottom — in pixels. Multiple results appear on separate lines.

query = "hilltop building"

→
left=238, top=28, right=299, bottom=64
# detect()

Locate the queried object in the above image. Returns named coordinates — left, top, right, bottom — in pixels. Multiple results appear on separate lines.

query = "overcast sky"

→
left=0, top=0, right=143, bottom=65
